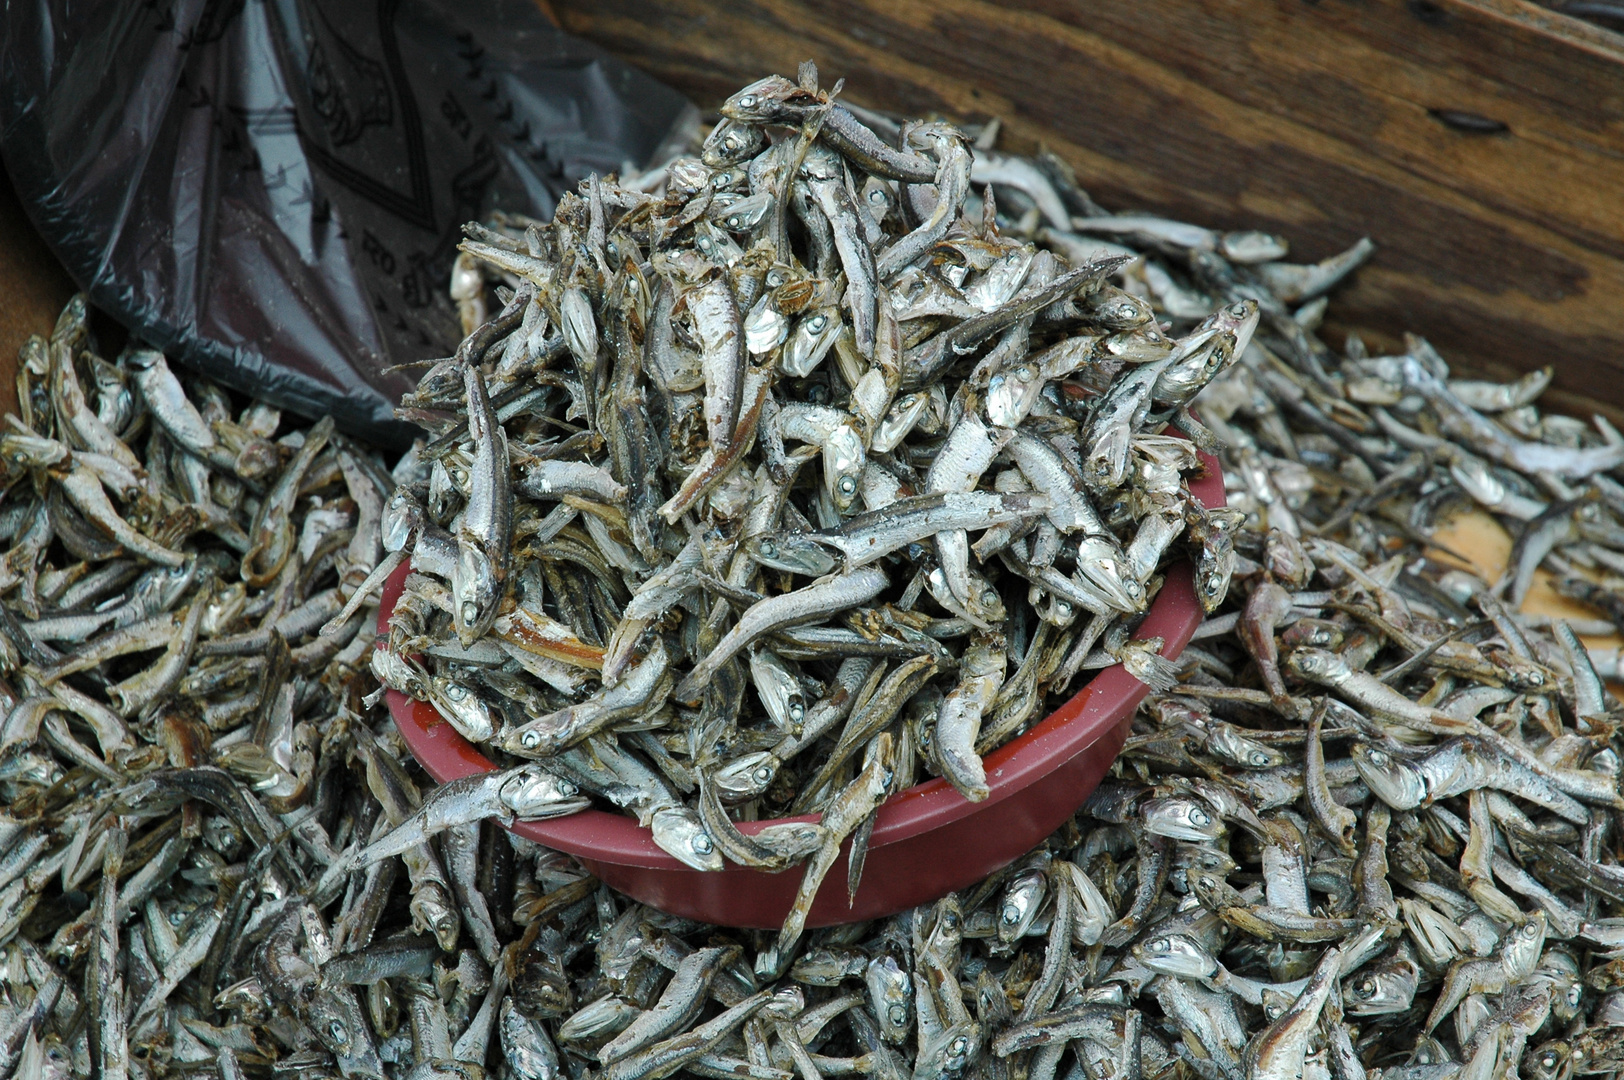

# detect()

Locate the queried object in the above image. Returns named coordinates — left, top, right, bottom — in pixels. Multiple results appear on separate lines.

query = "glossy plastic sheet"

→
left=0, top=0, right=693, bottom=446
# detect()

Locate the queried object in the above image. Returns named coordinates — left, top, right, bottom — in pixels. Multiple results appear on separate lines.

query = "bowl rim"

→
left=384, top=448, right=1224, bottom=871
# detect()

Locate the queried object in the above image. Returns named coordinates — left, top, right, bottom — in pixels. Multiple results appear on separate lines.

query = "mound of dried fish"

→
left=12, top=62, right=1624, bottom=1080
left=375, top=63, right=1266, bottom=945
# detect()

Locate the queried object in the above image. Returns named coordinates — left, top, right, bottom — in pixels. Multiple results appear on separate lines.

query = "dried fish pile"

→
left=9, top=64, right=1624, bottom=1080
left=380, top=64, right=1263, bottom=963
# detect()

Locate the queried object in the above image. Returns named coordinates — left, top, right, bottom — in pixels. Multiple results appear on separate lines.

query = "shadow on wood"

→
left=550, top=0, right=1624, bottom=422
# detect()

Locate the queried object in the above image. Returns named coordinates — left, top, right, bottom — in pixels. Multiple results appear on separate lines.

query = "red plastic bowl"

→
left=382, top=451, right=1223, bottom=929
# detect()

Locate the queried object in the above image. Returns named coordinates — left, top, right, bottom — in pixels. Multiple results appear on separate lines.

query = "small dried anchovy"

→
left=8, top=62, right=1624, bottom=1080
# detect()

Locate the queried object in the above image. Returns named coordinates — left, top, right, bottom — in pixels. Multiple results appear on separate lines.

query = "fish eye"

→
left=1367, top=749, right=1387, bottom=766
left=1150, top=938, right=1168, bottom=952
left=1357, top=978, right=1376, bottom=997
left=758, top=539, right=777, bottom=556
left=1000, top=903, right=1021, bottom=924
left=949, top=1037, right=968, bottom=1057
left=328, top=1020, right=348, bottom=1044
left=755, top=766, right=773, bottom=783
left=738, top=94, right=757, bottom=108
left=1055, top=601, right=1072, bottom=616
left=767, top=270, right=786, bottom=287
left=889, top=1004, right=907, bottom=1025
left=522, top=731, right=542, bottom=750
left=981, top=589, right=999, bottom=606
left=807, top=315, right=828, bottom=333
left=788, top=701, right=804, bottom=721
left=696, top=235, right=713, bottom=250
left=1544, top=1055, right=1559, bottom=1069
left=460, top=601, right=479, bottom=625
left=1250, top=752, right=1270, bottom=765
left=869, top=189, right=886, bottom=203
left=1570, top=987, right=1583, bottom=1005
left=444, top=683, right=465, bottom=700
left=726, top=133, right=742, bottom=149
left=691, top=834, right=714, bottom=854
left=839, top=476, right=857, bottom=494
left=727, top=215, right=744, bottom=229
left=1187, top=807, right=1209, bottom=825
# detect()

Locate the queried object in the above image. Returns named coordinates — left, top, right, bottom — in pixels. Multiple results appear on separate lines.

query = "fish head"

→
left=1504, top=912, right=1548, bottom=980
left=371, top=648, right=427, bottom=699
left=1343, top=961, right=1418, bottom=1016
left=1172, top=844, right=1239, bottom=883
left=1207, top=723, right=1286, bottom=769
left=1187, top=871, right=1242, bottom=914
left=451, top=541, right=502, bottom=646
left=872, top=392, right=928, bottom=454
left=650, top=807, right=723, bottom=872
left=823, top=423, right=866, bottom=513
left=782, top=308, right=840, bottom=378
left=1493, top=652, right=1553, bottom=692
left=961, top=572, right=1007, bottom=626
left=1141, top=796, right=1224, bottom=842
left=1083, top=424, right=1131, bottom=491
left=865, top=955, right=913, bottom=1041
left=382, top=488, right=424, bottom=553
left=701, top=117, right=768, bottom=167
left=985, top=363, right=1043, bottom=428
left=1535, top=948, right=1585, bottom=1023
left=720, top=74, right=809, bottom=123
left=1134, top=933, right=1217, bottom=978
left=428, top=457, right=463, bottom=523
left=859, top=175, right=896, bottom=226
left=0, top=431, right=66, bottom=469
left=1280, top=619, right=1344, bottom=650
left=1282, top=646, right=1350, bottom=685
left=1096, top=290, right=1155, bottom=329
left=1195, top=548, right=1236, bottom=613
left=429, top=676, right=496, bottom=744
left=1214, top=298, right=1261, bottom=361
left=714, top=751, right=780, bottom=802
left=997, top=869, right=1047, bottom=943
left=1530, top=1041, right=1572, bottom=1080
left=753, top=821, right=825, bottom=862
left=500, top=767, right=586, bottom=818
left=1349, top=743, right=1426, bottom=809
left=749, top=649, right=808, bottom=731
left=307, top=988, right=385, bottom=1079
left=923, top=896, right=964, bottom=959
left=746, top=533, right=838, bottom=576
left=1075, top=538, right=1145, bottom=613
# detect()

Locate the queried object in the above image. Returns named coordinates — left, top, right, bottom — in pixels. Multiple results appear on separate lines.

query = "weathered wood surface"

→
left=551, top=0, right=1624, bottom=420
left=0, top=167, right=72, bottom=416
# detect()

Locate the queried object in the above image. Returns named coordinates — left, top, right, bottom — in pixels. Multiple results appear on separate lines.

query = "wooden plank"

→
left=0, top=165, right=73, bottom=415
left=549, top=0, right=1624, bottom=419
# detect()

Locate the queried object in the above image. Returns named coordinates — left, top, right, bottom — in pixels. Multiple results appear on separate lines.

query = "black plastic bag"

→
left=0, top=0, right=693, bottom=447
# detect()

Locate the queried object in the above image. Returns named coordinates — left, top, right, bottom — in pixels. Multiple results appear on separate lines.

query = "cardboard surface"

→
left=1432, top=508, right=1624, bottom=654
